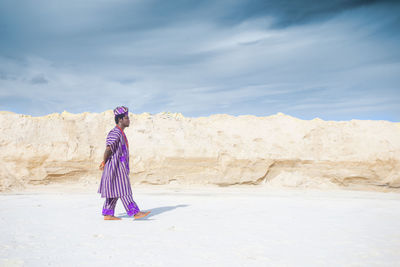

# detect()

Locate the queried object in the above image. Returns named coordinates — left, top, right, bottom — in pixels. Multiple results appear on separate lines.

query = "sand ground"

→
left=1, top=185, right=400, bottom=267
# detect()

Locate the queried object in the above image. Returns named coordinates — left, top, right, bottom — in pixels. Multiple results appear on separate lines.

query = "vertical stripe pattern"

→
left=102, top=198, right=118, bottom=216
left=101, top=196, right=141, bottom=217
left=98, top=126, right=132, bottom=198
left=121, top=195, right=140, bottom=216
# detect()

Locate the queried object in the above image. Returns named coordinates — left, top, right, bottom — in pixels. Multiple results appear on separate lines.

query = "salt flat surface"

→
left=1, top=187, right=400, bottom=267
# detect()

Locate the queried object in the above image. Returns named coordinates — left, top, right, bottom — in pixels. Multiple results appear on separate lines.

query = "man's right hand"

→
left=99, top=161, right=105, bottom=171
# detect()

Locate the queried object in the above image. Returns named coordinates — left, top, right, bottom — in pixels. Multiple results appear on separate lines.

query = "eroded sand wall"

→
left=1, top=111, right=399, bottom=191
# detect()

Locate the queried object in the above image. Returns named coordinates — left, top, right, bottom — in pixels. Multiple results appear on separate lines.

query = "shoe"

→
left=104, top=215, right=122, bottom=220
left=134, top=211, right=151, bottom=219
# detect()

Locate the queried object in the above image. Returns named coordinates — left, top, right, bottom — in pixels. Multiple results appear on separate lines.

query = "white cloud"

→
left=0, top=1, right=399, bottom=121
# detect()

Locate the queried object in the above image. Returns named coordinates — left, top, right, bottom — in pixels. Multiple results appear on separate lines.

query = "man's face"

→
left=121, top=114, right=130, bottom=127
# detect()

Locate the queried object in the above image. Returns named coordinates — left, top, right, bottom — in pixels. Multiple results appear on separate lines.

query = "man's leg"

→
left=120, top=195, right=150, bottom=219
left=102, top=198, right=121, bottom=220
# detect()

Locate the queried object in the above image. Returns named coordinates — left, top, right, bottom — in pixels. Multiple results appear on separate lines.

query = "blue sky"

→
left=0, top=0, right=399, bottom=121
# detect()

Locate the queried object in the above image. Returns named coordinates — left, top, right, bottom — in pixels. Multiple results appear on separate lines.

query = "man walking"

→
left=98, top=106, right=150, bottom=220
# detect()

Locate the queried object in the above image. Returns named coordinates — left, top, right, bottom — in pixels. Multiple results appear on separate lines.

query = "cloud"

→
left=0, top=0, right=399, bottom=121
left=221, top=0, right=400, bottom=28
left=30, top=74, right=48, bottom=84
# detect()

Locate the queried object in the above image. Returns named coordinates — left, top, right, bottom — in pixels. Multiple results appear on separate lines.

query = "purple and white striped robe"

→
left=98, top=126, right=132, bottom=198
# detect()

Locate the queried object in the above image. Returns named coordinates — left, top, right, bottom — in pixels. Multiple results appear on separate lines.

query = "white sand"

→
left=2, top=111, right=400, bottom=191
left=1, top=186, right=400, bottom=267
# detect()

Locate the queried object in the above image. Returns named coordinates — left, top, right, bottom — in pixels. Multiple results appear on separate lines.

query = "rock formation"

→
left=1, top=111, right=399, bottom=191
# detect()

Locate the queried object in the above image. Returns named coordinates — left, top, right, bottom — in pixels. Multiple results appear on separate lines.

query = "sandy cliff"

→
left=0, top=111, right=399, bottom=191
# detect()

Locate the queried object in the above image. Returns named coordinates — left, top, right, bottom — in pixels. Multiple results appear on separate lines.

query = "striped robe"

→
left=98, top=126, right=132, bottom=198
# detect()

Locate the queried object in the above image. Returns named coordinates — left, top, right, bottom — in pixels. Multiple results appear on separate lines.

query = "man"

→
left=98, top=106, right=150, bottom=220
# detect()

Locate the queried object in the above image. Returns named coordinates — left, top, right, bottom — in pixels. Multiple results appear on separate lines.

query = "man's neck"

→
left=117, top=123, right=125, bottom=131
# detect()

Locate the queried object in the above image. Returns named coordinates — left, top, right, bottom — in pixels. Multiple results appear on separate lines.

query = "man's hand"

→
left=99, top=161, right=105, bottom=171
left=99, top=146, right=112, bottom=171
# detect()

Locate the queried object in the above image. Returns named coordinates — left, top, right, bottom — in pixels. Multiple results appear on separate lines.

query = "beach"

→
left=2, top=0, right=400, bottom=265
left=1, top=111, right=400, bottom=266
left=1, top=185, right=400, bottom=267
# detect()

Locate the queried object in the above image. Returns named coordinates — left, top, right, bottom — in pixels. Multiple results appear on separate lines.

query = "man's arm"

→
left=99, top=146, right=112, bottom=170
left=103, top=146, right=112, bottom=162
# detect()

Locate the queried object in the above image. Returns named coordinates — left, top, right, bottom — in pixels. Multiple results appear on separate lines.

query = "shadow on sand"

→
left=117, top=204, right=189, bottom=220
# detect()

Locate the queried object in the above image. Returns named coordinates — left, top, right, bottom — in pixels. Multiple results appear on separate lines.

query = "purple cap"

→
left=113, top=106, right=129, bottom=116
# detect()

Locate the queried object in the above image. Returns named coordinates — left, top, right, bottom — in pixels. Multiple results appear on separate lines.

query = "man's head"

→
left=114, top=106, right=130, bottom=127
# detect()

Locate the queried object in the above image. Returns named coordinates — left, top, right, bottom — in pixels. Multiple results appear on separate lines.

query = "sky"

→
left=0, top=0, right=399, bottom=121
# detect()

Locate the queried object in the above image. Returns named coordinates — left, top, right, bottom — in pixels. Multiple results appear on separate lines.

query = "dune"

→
left=1, top=111, right=400, bottom=266
left=0, top=111, right=399, bottom=192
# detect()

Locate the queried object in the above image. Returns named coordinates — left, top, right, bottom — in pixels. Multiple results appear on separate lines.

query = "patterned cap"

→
left=113, top=106, right=129, bottom=116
